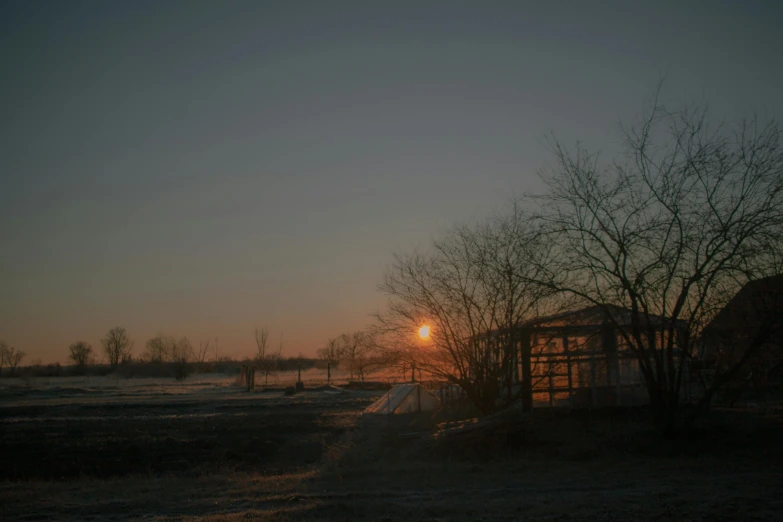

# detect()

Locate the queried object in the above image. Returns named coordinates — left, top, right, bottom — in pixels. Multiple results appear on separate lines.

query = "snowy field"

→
left=2, top=373, right=782, bottom=520
left=0, top=368, right=375, bottom=408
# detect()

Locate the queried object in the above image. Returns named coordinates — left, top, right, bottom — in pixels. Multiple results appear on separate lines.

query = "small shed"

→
left=363, top=383, right=441, bottom=415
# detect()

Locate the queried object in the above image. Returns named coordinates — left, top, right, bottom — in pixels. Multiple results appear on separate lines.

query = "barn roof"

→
left=702, top=274, right=783, bottom=337
left=518, top=303, right=685, bottom=333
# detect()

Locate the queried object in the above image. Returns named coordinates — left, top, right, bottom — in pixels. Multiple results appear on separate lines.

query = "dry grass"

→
left=2, top=378, right=782, bottom=521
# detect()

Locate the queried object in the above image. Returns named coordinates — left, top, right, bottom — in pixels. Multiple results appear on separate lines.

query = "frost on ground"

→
left=1, top=377, right=782, bottom=521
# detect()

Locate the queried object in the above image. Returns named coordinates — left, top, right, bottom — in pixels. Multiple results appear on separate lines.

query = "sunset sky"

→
left=2, top=1, right=782, bottom=363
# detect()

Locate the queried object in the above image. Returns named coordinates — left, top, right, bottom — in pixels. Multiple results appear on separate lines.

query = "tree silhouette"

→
left=68, top=341, right=94, bottom=367
left=532, top=90, right=783, bottom=430
left=102, top=327, right=133, bottom=368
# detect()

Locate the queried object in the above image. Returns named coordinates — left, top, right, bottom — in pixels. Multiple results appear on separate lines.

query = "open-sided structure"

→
left=476, top=305, right=688, bottom=408
left=527, top=305, right=686, bottom=407
left=363, top=383, right=441, bottom=415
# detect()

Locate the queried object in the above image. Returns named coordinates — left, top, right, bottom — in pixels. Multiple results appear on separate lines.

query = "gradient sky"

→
left=2, top=1, right=782, bottom=363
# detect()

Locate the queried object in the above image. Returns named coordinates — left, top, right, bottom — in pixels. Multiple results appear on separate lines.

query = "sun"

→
left=418, top=325, right=431, bottom=340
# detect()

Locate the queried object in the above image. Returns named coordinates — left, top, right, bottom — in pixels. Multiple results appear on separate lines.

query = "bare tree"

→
left=254, top=327, right=269, bottom=361
left=317, top=337, right=342, bottom=383
left=144, top=334, right=173, bottom=363
left=169, top=337, right=192, bottom=362
left=0, top=341, right=8, bottom=377
left=68, top=341, right=94, bottom=367
left=169, top=336, right=192, bottom=380
left=316, top=337, right=341, bottom=367
left=1, top=342, right=26, bottom=377
left=532, top=91, right=783, bottom=430
left=4, top=345, right=26, bottom=377
left=337, top=331, right=387, bottom=382
left=195, top=339, right=211, bottom=365
left=377, top=210, right=553, bottom=413
left=102, top=327, right=133, bottom=368
left=254, top=327, right=281, bottom=385
left=337, top=332, right=361, bottom=382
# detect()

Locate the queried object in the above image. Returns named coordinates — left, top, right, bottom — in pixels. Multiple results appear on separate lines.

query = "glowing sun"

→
left=418, top=325, right=431, bottom=339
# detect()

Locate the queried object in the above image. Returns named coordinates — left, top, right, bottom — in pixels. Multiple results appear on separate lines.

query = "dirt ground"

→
left=1, top=376, right=782, bottom=521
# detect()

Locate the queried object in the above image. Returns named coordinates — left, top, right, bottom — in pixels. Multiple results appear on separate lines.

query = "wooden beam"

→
left=564, top=336, right=573, bottom=407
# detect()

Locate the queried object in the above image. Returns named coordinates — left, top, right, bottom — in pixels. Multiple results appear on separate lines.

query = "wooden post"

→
left=296, top=362, right=304, bottom=391
left=614, top=347, right=622, bottom=406
left=520, top=327, right=532, bottom=412
left=411, top=363, right=415, bottom=383
left=590, top=356, right=597, bottom=407
left=564, top=336, right=573, bottom=407
left=327, top=362, right=331, bottom=385
left=548, top=369, right=554, bottom=409
left=601, top=319, right=620, bottom=405
left=507, top=329, right=515, bottom=403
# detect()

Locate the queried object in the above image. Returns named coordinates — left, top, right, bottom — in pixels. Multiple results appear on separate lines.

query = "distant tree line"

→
left=6, top=325, right=330, bottom=382
left=315, top=331, right=394, bottom=382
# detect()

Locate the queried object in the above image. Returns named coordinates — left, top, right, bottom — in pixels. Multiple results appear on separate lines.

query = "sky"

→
left=1, top=1, right=782, bottom=364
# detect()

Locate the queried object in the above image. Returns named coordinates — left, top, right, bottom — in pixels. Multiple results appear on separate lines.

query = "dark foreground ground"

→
left=1, top=379, right=782, bottom=521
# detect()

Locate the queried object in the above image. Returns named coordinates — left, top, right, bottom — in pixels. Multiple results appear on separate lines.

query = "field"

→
left=2, top=373, right=782, bottom=521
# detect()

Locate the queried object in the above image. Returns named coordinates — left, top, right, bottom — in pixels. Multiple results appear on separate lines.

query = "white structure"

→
left=363, top=383, right=441, bottom=415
